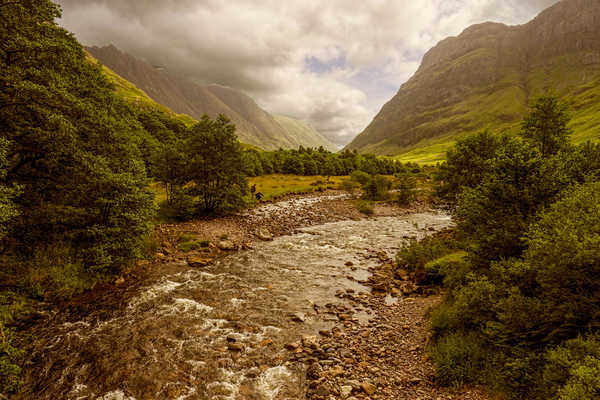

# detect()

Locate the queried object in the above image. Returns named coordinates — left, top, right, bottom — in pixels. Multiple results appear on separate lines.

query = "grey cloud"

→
left=55, top=0, right=561, bottom=145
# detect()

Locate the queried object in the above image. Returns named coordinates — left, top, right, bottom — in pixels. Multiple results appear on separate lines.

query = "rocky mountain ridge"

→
left=346, top=0, right=600, bottom=163
left=87, top=45, right=335, bottom=151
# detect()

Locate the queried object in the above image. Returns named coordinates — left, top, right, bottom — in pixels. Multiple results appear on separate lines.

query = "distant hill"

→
left=86, top=45, right=335, bottom=151
left=346, top=0, right=600, bottom=163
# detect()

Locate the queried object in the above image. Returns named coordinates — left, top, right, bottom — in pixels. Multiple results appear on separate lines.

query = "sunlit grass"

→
left=248, top=174, right=347, bottom=201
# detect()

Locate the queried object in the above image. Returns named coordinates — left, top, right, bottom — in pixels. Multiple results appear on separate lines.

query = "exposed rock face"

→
left=86, top=45, right=335, bottom=151
left=346, top=0, right=600, bottom=159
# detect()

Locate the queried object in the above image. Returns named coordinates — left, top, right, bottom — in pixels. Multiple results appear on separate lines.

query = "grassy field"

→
left=248, top=174, right=346, bottom=201
left=148, top=175, right=347, bottom=208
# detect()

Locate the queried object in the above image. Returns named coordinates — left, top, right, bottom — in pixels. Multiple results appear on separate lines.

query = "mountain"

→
left=346, top=0, right=600, bottom=163
left=272, top=115, right=335, bottom=149
left=86, top=45, right=335, bottom=151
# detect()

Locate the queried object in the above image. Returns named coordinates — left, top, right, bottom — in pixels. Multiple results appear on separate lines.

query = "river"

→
left=20, top=211, right=452, bottom=400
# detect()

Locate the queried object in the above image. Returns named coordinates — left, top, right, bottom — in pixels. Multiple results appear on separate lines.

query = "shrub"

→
left=396, top=231, right=458, bottom=273
left=362, top=175, right=392, bottom=201
left=350, top=170, right=371, bottom=185
left=356, top=201, right=374, bottom=215
left=543, top=334, right=600, bottom=400
left=396, top=176, right=417, bottom=206
left=430, top=332, right=489, bottom=387
left=340, top=179, right=360, bottom=196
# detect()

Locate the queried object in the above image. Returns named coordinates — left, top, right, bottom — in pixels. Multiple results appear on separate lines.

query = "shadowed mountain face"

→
left=86, top=45, right=335, bottom=151
left=346, top=0, right=600, bottom=163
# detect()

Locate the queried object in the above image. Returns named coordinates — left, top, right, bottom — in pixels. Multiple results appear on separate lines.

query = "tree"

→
left=0, top=138, right=19, bottom=242
left=1, top=0, right=155, bottom=272
left=456, top=138, right=568, bottom=266
left=437, top=131, right=506, bottom=201
left=185, top=115, right=248, bottom=214
left=521, top=94, right=572, bottom=157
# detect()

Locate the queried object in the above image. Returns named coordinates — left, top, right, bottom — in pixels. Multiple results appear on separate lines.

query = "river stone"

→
left=227, top=343, right=244, bottom=351
left=255, top=228, right=273, bottom=241
left=217, top=240, right=236, bottom=251
left=315, top=384, right=330, bottom=397
left=187, top=257, right=212, bottom=268
left=301, top=335, right=318, bottom=349
left=360, top=382, right=376, bottom=395
left=340, top=386, right=353, bottom=398
left=291, top=312, right=305, bottom=322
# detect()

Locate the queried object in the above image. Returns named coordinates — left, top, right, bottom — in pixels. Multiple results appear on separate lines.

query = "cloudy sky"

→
left=56, top=0, right=559, bottom=145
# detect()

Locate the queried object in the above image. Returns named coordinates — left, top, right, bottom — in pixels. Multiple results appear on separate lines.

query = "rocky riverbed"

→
left=16, top=193, right=490, bottom=400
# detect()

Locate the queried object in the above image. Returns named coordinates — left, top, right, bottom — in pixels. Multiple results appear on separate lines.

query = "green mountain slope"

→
left=86, top=45, right=335, bottom=151
left=346, top=0, right=600, bottom=164
left=87, top=52, right=197, bottom=127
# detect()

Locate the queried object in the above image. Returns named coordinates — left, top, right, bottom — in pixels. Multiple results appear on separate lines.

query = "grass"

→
left=248, top=174, right=346, bottom=201
left=366, top=54, right=600, bottom=165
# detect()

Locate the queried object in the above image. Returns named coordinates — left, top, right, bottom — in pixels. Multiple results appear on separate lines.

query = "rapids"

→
left=21, top=212, right=452, bottom=400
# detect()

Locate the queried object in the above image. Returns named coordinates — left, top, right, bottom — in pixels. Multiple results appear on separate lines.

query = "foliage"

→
left=242, top=147, right=406, bottom=178
left=185, top=115, right=248, bottom=214
left=0, top=292, right=29, bottom=393
left=544, top=334, right=600, bottom=400
left=395, top=175, right=417, bottom=206
left=1, top=0, right=156, bottom=274
left=362, top=175, right=392, bottom=201
left=436, top=131, right=506, bottom=201
left=356, top=201, right=374, bottom=215
left=396, top=232, right=458, bottom=273
left=521, top=95, right=572, bottom=157
left=430, top=332, right=489, bottom=387
left=350, top=170, right=372, bottom=185
left=456, top=137, right=568, bottom=265
left=424, top=97, right=600, bottom=399
left=0, top=138, right=20, bottom=242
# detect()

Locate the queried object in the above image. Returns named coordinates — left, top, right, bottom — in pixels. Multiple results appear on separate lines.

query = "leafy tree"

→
left=153, top=143, right=188, bottom=205
left=521, top=95, right=572, bottom=157
left=282, top=154, right=304, bottom=175
left=437, top=131, right=506, bottom=201
left=1, top=0, right=155, bottom=272
left=521, top=182, right=600, bottom=342
left=456, top=138, right=568, bottom=265
left=185, top=115, right=248, bottom=214
left=0, top=138, right=19, bottom=241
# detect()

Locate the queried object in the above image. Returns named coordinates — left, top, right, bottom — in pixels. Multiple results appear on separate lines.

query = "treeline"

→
left=242, top=147, right=411, bottom=177
left=404, top=95, right=600, bottom=399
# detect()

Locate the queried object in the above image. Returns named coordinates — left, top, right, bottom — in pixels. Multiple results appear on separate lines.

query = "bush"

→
left=340, top=179, right=360, bottom=196
left=396, top=231, right=458, bottom=273
left=356, top=201, right=374, bottom=215
left=362, top=175, right=392, bottom=201
left=350, top=170, right=371, bottom=185
left=543, top=334, right=600, bottom=400
left=396, top=176, right=417, bottom=206
left=430, top=332, right=489, bottom=387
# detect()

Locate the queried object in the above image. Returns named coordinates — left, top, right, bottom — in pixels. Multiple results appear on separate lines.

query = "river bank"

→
left=14, top=192, right=490, bottom=400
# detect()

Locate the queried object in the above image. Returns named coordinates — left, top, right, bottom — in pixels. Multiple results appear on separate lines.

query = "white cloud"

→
left=56, top=0, right=559, bottom=145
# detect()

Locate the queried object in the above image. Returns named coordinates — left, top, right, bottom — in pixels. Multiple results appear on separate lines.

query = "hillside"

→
left=86, top=45, right=335, bottom=151
left=346, top=0, right=600, bottom=163
left=272, top=115, right=336, bottom=150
